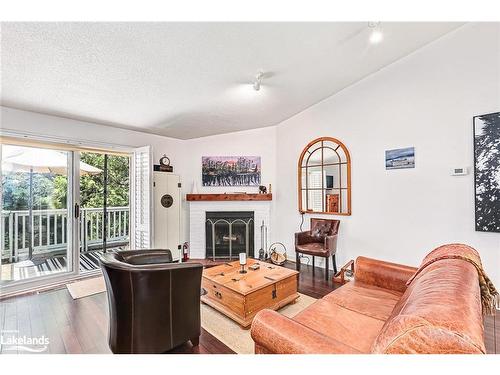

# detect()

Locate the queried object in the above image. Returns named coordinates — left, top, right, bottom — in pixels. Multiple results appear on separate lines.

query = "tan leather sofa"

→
left=251, top=246, right=486, bottom=354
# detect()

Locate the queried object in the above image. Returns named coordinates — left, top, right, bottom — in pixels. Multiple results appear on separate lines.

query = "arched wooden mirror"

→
left=298, top=137, right=351, bottom=215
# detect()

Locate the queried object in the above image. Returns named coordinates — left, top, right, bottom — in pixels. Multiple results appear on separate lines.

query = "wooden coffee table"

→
left=201, top=259, right=299, bottom=328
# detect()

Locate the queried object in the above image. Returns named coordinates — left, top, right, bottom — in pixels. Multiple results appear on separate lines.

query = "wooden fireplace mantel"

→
left=186, top=193, right=272, bottom=201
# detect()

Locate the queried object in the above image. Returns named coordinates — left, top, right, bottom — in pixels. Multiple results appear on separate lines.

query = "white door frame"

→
left=130, top=145, right=153, bottom=250
left=0, top=132, right=141, bottom=296
left=0, top=148, right=79, bottom=295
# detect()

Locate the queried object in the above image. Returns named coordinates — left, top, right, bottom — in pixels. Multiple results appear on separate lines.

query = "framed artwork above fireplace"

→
left=202, top=156, right=261, bottom=186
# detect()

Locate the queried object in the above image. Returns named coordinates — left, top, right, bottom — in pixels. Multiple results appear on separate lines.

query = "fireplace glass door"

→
left=205, top=211, right=254, bottom=260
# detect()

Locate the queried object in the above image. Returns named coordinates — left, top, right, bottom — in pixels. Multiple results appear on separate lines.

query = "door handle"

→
left=74, top=203, right=80, bottom=218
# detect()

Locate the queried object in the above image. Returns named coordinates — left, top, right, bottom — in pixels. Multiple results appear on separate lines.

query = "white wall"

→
left=178, top=126, right=277, bottom=246
left=274, top=23, right=500, bottom=286
left=2, top=22, right=498, bottom=287
left=0, top=106, right=183, bottom=163
left=0, top=106, right=277, bottom=251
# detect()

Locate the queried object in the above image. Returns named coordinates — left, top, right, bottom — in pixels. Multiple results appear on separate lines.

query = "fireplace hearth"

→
left=205, top=211, right=254, bottom=260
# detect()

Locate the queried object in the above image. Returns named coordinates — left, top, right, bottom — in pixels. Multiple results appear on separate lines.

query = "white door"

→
left=153, top=172, right=181, bottom=260
left=131, top=146, right=152, bottom=249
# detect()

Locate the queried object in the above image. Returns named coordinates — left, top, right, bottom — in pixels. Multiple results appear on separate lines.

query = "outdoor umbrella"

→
left=2, top=145, right=102, bottom=260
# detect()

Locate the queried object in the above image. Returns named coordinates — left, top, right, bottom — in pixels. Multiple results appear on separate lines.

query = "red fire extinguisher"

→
left=182, top=242, right=190, bottom=262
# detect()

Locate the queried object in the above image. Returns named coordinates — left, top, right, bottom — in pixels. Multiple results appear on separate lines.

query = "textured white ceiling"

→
left=1, top=22, right=462, bottom=139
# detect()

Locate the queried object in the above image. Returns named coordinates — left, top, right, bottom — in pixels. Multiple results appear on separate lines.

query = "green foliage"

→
left=2, top=153, right=129, bottom=211
left=80, top=153, right=129, bottom=208
left=2, top=172, right=58, bottom=210
left=53, top=176, right=68, bottom=209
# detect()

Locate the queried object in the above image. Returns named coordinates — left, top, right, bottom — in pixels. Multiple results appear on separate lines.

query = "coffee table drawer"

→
left=245, top=284, right=275, bottom=317
left=202, top=278, right=244, bottom=315
left=245, top=275, right=298, bottom=317
left=276, top=274, right=298, bottom=296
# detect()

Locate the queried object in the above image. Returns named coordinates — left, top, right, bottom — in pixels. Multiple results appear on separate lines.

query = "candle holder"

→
left=239, top=253, right=247, bottom=274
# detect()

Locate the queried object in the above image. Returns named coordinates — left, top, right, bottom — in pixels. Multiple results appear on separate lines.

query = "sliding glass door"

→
left=0, top=144, right=74, bottom=286
left=79, top=152, right=130, bottom=274
left=0, top=139, right=144, bottom=294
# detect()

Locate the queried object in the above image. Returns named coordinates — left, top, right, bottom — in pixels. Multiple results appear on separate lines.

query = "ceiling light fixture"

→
left=253, top=71, right=264, bottom=91
left=368, top=22, right=383, bottom=44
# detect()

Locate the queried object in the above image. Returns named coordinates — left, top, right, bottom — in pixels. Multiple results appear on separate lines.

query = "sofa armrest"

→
left=250, top=309, right=360, bottom=354
left=354, top=256, right=417, bottom=293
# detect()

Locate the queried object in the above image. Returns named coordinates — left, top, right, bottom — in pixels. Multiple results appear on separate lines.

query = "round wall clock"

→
left=159, top=154, right=170, bottom=166
left=161, top=194, right=174, bottom=208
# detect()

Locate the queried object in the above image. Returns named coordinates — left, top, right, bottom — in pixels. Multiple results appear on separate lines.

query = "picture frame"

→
left=202, top=156, right=261, bottom=186
left=473, top=111, right=500, bottom=233
left=385, top=147, right=415, bottom=170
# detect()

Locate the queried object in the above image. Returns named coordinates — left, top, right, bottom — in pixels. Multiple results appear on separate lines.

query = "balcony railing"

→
left=1, top=206, right=129, bottom=262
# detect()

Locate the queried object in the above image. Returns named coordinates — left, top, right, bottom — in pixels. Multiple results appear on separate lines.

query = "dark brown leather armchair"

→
left=295, top=218, right=340, bottom=280
left=99, top=250, right=203, bottom=354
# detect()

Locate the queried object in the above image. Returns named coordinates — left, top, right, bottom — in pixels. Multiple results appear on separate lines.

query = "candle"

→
left=239, top=253, right=247, bottom=265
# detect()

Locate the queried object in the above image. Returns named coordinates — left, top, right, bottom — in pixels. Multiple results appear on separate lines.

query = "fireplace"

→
left=205, top=211, right=254, bottom=260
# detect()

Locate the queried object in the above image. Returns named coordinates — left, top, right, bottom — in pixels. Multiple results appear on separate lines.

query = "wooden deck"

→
left=0, top=249, right=121, bottom=284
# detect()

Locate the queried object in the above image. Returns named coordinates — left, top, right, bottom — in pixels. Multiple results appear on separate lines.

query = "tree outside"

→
left=79, top=153, right=130, bottom=208
left=2, top=153, right=129, bottom=211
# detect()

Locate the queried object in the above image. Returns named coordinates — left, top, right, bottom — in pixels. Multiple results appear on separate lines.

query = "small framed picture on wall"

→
left=385, top=147, right=415, bottom=170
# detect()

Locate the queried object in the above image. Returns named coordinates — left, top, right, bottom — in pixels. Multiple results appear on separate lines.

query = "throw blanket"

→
left=406, top=244, right=499, bottom=315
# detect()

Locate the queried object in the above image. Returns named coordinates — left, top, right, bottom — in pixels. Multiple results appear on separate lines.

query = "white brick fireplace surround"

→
left=188, top=201, right=272, bottom=259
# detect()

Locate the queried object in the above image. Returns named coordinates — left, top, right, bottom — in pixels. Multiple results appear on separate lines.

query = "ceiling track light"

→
left=253, top=71, right=264, bottom=91
left=368, top=21, right=383, bottom=44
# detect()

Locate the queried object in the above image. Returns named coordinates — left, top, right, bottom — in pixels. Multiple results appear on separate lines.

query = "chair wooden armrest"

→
left=333, top=259, right=354, bottom=284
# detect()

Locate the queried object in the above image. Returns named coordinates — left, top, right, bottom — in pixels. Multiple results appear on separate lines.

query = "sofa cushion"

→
left=372, top=259, right=485, bottom=354
left=323, top=281, right=403, bottom=321
left=293, top=299, right=385, bottom=353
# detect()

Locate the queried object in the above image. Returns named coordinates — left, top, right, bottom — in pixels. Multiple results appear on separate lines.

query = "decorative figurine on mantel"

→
left=259, top=185, right=267, bottom=194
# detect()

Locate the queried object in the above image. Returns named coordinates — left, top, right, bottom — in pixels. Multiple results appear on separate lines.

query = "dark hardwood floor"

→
left=0, top=260, right=497, bottom=354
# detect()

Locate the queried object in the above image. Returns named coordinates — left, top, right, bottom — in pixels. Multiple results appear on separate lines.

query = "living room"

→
left=0, top=1, right=499, bottom=373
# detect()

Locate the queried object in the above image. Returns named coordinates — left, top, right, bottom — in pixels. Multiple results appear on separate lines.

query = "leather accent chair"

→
left=99, top=250, right=203, bottom=354
left=251, top=244, right=487, bottom=354
left=295, top=218, right=340, bottom=280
